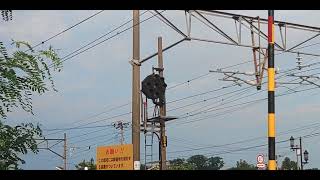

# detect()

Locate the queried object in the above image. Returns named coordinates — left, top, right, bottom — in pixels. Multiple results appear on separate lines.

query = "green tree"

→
left=170, top=158, right=185, bottom=166
left=1, top=10, right=12, bottom=21
left=0, top=121, right=42, bottom=170
left=75, top=158, right=96, bottom=170
left=0, top=41, right=62, bottom=118
left=168, top=158, right=195, bottom=170
left=280, top=157, right=298, bottom=170
left=187, top=155, right=208, bottom=170
left=207, top=156, right=224, bottom=170
left=0, top=40, right=62, bottom=169
left=228, top=159, right=257, bottom=170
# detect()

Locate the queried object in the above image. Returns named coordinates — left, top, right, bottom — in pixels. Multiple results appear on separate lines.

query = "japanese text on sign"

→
left=96, top=144, right=133, bottom=170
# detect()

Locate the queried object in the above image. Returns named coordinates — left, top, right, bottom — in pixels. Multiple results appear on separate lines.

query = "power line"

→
left=166, top=73, right=211, bottom=90
left=43, top=60, right=255, bottom=136
left=52, top=52, right=319, bottom=132
left=181, top=86, right=256, bottom=115
left=170, top=63, right=320, bottom=123
left=167, top=84, right=245, bottom=112
left=167, top=121, right=320, bottom=154
left=63, top=63, right=320, bottom=139
left=57, top=10, right=148, bottom=61
left=131, top=78, right=319, bottom=139
left=43, top=103, right=130, bottom=134
left=65, top=79, right=320, bottom=162
left=29, top=10, right=105, bottom=51
left=70, top=130, right=116, bottom=145
left=166, top=57, right=320, bottom=115
left=48, top=10, right=164, bottom=68
left=44, top=111, right=131, bottom=136
left=171, top=85, right=320, bottom=127
left=44, top=52, right=320, bottom=138
left=167, top=129, right=320, bottom=160
left=43, top=124, right=113, bottom=131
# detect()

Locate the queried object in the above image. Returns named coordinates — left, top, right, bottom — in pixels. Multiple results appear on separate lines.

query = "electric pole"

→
left=112, top=121, right=130, bottom=144
left=267, top=10, right=276, bottom=170
left=158, top=37, right=167, bottom=170
left=132, top=10, right=141, bottom=170
left=290, top=136, right=309, bottom=170
left=64, top=133, right=67, bottom=170
left=299, top=137, right=303, bottom=170
left=121, top=124, right=125, bottom=145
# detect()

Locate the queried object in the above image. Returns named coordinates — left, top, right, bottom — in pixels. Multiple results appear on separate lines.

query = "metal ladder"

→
left=144, top=127, right=155, bottom=170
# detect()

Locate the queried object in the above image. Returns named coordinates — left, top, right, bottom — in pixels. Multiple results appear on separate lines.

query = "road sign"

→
left=257, top=163, right=266, bottom=170
left=257, top=154, right=264, bottom=163
left=96, top=144, right=133, bottom=170
left=134, top=161, right=140, bottom=170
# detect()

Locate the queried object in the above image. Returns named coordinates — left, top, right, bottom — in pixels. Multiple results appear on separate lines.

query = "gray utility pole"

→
left=120, top=123, right=125, bottom=145
left=112, top=121, right=130, bottom=144
left=132, top=10, right=141, bottom=170
left=299, top=137, right=303, bottom=170
left=64, top=133, right=67, bottom=170
left=158, top=37, right=167, bottom=170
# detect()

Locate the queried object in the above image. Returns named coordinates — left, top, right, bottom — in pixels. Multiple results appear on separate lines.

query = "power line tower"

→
left=112, top=121, right=130, bottom=145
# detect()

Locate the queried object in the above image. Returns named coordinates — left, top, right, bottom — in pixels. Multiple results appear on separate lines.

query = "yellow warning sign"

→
left=96, top=144, right=133, bottom=170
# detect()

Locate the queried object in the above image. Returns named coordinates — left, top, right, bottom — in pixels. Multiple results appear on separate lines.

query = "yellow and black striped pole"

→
left=268, top=10, right=276, bottom=170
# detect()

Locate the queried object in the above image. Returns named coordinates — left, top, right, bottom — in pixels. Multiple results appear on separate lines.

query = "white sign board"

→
left=134, top=161, right=140, bottom=170
left=257, top=154, right=264, bottom=164
left=256, top=154, right=265, bottom=170
left=257, top=163, right=266, bottom=169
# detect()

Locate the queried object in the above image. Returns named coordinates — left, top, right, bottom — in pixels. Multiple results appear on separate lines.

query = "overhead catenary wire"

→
left=40, top=10, right=320, bottom=135
left=63, top=60, right=320, bottom=141
left=170, top=83, right=320, bottom=127
left=167, top=121, right=320, bottom=155
left=44, top=112, right=131, bottom=136
left=46, top=48, right=320, bottom=133
left=48, top=10, right=163, bottom=68
left=21, top=10, right=320, bottom=169
left=43, top=103, right=130, bottom=134
left=104, top=62, right=315, bottom=136
left=27, top=10, right=105, bottom=51
left=65, top=79, right=319, bottom=165
left=167, top=130, right=320, bottom=160
left=43, top=58, right=255, bottom=135
left=171, top=61, right=320, bottom=122
left=45, top=48, right=320, bottom=139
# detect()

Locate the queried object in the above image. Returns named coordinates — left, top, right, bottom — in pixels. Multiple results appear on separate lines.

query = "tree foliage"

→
left=1, top=10, right=12, bottom=21
left=280, top=157, right=298, bottom=170
left=75, top=158, right=96, bottom=170
left=187, top=155, right=208, bottom=170
left=1, top=11, right=62, bottom=170
left=168, top=155, right=224, bottom=170
left=0, top=40, right=62, bottom=118
left=0, top=121, right=42, bottom=170
left=207, top=156, right=224, bottom=170
left=228, top=159, right=257, bottom=170
left=168, top=158, right=195, bottom=170
left=0, top=40, right=62, bottom=169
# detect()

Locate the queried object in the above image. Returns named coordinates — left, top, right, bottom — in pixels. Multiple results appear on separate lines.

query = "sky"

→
left=1, top=10, right=320, bottom=170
